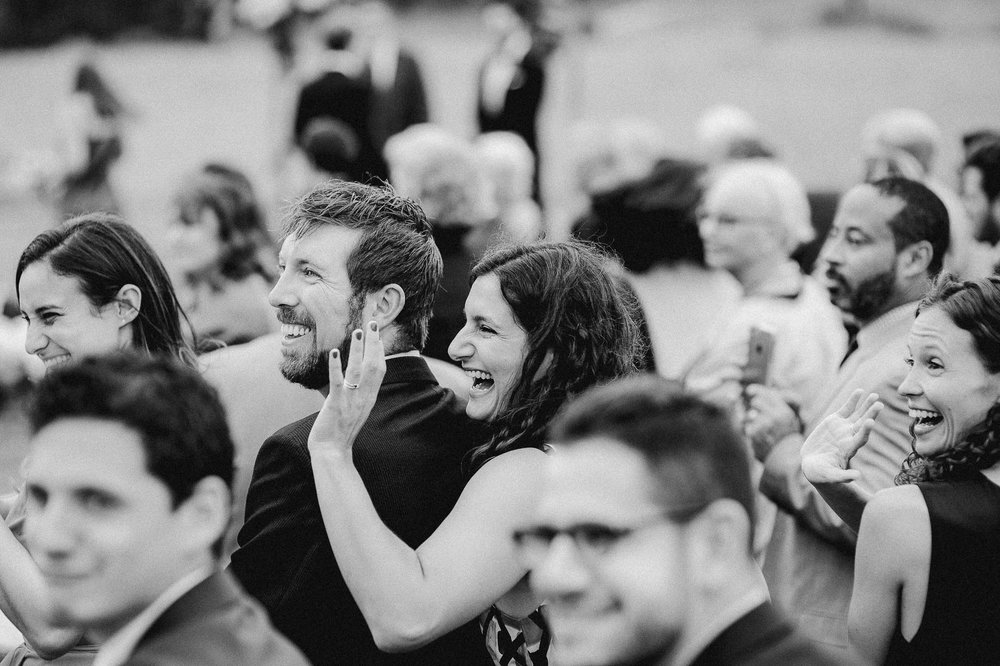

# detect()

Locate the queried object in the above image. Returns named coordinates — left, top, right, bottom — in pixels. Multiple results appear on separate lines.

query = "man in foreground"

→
left=22, top=353, right=307, bottom=665
left=521, top=375, right=840, bottom=665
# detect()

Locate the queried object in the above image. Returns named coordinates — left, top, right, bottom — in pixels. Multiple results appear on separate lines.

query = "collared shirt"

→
left=670, top=584, right=771, bottom=666
left=94, top=565, right=214, bottom=666
left=385, top=350, right=420, bottom=360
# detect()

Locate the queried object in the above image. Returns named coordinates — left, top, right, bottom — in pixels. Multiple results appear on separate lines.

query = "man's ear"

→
left=895, top=240, right=934, bottom=279
left=178, top=476, right=231, bottom=558
left=366, top=283, right=406, bottom=329
left=686, top=499, right=752, bottom=591
left=114, top=284, right=142, bottom=326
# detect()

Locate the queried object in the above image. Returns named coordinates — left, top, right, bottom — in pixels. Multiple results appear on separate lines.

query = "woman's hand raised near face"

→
left=308, top=321, right=387, bottom=458
left=801, top=389, right=884, bottom=484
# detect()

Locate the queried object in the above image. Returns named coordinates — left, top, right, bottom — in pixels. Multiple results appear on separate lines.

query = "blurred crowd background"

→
left=0, top=0, right=999, bottom=488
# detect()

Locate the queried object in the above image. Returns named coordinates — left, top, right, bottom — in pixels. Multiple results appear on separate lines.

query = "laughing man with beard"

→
left=228, top=181, right=489, bottom=665
left=741, top=177, right=950, bottom=658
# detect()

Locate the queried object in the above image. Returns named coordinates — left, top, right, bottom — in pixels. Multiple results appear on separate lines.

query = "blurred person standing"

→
left=351, top=0, right=429, bottom=158
left=743, top=177, right=949, bottom=655
left=572, top=154, right=744, bottom=396
left=167, top=163, right=278, bottom=350
left=477, top=0, right=551, bottom=201
left=54, top=61, right=125, bottom=220
left=958, top=139, right=1000, bottom=277
left=698, top=160, right=847, bottom=421
left=523, top=375, right=841, bottom=666
left=293, top=20, right=385, bottom=182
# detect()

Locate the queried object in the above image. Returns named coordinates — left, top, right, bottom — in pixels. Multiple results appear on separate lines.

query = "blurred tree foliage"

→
left=0, top=0, right=223, bottom=47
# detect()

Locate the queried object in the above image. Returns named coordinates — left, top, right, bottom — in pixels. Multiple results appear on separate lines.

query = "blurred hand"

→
left=743, top=384, right=802, bottom=461
left=801, top=389, right=883, bottom=484
left=308, top=321, right=386, bottom=458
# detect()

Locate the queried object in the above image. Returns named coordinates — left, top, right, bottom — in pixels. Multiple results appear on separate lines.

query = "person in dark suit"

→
left=228, top=181, right=488, bottom=665
left=17, top=353, right=307, bottom=666
left=352, top=1, right=429, bottom=157
left=520, top=375, right=843, bottom=666
left=477, top=1, right=548, bottom=201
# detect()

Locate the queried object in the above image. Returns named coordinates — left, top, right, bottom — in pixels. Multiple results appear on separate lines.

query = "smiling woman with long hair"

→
left=1, top=213, right=193, bottom=665
left=800, top=274, right=1000, bottom=664
left=306, top=239, right=643, bottom=665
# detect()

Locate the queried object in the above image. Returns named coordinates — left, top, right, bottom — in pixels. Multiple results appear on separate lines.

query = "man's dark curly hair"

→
left=896, top=274, right=1000, bottom=484
left=465, top=240, right=645, bottom=472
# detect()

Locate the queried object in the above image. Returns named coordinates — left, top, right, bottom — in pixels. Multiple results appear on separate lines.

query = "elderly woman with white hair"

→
left=697, top=159, right=848, bottom=555
left=384, top=123, right=494, bottom=362
left=697, top=159, right=847, bottom=425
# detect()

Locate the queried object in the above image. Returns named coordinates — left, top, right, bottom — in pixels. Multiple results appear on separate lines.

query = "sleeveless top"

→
left=884, top=473, right=1000, bottom=665
left=481, top=604, right=550, bottom=666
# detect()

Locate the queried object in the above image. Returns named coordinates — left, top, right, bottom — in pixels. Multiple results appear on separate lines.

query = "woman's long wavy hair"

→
left=896, top=274, right=1000, bottom=484
left=464, top=240, right=646, bottom=473
left=16, top=213, right=196, bottom=366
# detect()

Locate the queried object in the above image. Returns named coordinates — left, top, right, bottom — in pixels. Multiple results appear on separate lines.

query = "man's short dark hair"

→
left=550, top=375, right=756, bottom=549
left=29, top=352, right=235, bottom=511
left=870, top=177, right=950, bottom=276
left=281, top=180, right=443, bottom=351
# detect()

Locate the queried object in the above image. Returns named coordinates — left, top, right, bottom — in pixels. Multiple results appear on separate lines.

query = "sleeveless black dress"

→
left=884, top=473, right=1000, bottom=665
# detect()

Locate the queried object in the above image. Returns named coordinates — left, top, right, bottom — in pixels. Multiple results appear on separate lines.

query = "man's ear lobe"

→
left=897, top=240, right=934, bottom=278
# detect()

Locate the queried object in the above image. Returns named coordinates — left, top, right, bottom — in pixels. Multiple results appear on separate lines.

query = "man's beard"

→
left=827, top=268, right=895, bottom=322
left=278, top=292, right=365, bottom=390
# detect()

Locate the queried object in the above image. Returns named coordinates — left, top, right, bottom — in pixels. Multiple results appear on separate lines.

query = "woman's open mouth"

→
left=465, top=369, right=495, bottom=394
left=909, top=408, right=943, bottom=436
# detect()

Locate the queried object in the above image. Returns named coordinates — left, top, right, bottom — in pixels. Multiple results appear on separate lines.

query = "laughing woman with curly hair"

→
left=305, top=240, right=644, bottom=665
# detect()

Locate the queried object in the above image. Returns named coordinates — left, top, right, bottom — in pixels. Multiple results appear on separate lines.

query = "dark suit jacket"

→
left=294, top=68, right=387, bottom=182
left=476, top=51, right=545, bottom=155
left=125, top=570, right=307, bottom=665
left=369, top=50, right=428, bottom=155
left=229, top=356, right=488, bottom=665
left=690, top=602, right=844, bottom=666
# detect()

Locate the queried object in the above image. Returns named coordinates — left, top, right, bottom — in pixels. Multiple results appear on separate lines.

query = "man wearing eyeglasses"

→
left=518, top=376, right=841, bottom=666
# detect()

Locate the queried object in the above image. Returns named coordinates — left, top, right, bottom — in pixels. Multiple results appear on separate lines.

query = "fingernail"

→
left=369, top=321, right=377, bottom=332
left=331, top=349, right=339, bottom=359
left=354, top=329, right=363, bottom=340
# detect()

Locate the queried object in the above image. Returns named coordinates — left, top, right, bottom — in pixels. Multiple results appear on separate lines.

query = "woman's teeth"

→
left=909, top=408, right=943, bottom=434
left=465, top=369, right=494, bottom=391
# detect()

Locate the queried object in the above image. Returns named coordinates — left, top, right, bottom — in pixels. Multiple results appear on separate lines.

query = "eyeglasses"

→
left=511, top=503, right=708, bottom=567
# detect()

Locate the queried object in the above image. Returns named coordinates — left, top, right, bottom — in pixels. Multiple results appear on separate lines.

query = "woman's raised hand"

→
left=308, top=321, right=387, bottom=457
left=801, top=389, right=883, bottom=484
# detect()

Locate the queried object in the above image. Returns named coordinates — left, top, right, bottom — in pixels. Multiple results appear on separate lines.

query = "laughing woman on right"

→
left=800, top=274, right=1000, bottom=665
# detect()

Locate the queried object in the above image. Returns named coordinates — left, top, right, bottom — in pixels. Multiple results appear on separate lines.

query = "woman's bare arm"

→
left=308, top=324, right=544, bottom=651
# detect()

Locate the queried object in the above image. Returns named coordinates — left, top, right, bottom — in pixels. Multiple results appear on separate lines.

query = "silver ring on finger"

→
left=343, top=381, right=360, bottom=390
